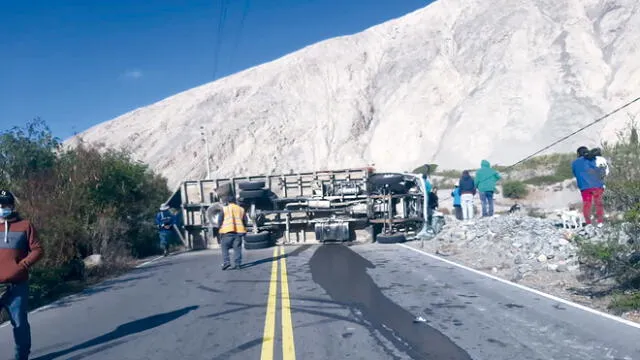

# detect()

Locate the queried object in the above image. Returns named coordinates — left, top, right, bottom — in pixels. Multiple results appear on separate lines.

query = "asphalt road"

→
left=1, top=242, right=639, bottom=360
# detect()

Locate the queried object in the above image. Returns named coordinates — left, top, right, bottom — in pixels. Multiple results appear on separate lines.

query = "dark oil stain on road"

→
left=309, top=244, right=473, bottom=360
left=457, top=293, right=479, bottom=298
left=553, top=303, right=566, bottom=310
left=487, top=338, right=508, bottom=348
left=504, top=303, right=524, bottom=309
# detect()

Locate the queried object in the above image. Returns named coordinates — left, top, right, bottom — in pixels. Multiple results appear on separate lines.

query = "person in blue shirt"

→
left=155, top=204, right=176, bottom=256
left=571, top=146, right=606, bottom=227
left=451, top=185, right=462, bottom=220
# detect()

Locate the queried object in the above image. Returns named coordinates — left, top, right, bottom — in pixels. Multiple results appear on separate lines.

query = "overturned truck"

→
left=164, top=167, right=440, bottom=250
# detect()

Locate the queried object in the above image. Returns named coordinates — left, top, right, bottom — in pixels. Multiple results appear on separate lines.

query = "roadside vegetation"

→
left=573, top=123, right=640, bottom=314
left=0, top=119, right=171, bottom=317
left=501, top=180, right=529, bottom=199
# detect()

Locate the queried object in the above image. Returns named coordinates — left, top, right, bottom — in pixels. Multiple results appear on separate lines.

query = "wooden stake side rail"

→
left=174, top=168, right=427, bottom=249
left=182, top=168, right=371, bottom=205
left=177, top=168, right=375, bottom=248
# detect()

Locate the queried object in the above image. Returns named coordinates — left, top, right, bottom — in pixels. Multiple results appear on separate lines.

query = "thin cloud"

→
left=122, top=69, right=143, bottom=79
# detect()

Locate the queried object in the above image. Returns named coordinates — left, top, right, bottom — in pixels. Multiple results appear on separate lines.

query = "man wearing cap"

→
left=0, top=189, right=44, bottom=360
left=155, top=203, right=176, bottom=256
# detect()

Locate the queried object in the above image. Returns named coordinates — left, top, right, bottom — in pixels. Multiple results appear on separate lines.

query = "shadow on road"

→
left=32, top=305, right=199, bottom=360
left=36, top=274, right=155, bottom=313
left=309, top=245, right=473, bottom=360
left=240, top=244, right=312, bottom=269
left=210, top=337, right=264, bottom=360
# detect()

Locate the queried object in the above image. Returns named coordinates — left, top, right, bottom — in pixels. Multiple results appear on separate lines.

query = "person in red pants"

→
left=571, top=146, right=606, bottom=227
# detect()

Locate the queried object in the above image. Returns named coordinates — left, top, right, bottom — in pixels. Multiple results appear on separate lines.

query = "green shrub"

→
left=0, top=119, right=171, bottom=313
left=576, top=122, right=640, bottom=311
left=608, top=292, right=640, bottom=314
left=501, top=180, right=529, bottom=199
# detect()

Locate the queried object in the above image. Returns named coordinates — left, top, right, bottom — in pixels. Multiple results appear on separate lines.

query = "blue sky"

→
left=0, top=0, right=431, bottom=140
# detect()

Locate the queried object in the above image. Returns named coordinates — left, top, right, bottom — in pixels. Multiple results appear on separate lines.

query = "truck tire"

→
left=369, top=174, right=403, bottom=187
left=244, top=240, right=272, bottom=250
left=245, top=231, right=271, bottom=244
left=376, top=233, right=406, bottom=244
left=368, top=174, right=407, bottom=194
left=239, top=181, right=266, bottom=191
left=239, top=189, right=266, bottom=200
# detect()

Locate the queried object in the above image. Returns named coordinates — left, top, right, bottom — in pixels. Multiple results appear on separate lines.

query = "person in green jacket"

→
left=474, top=160, right=502, bottom=217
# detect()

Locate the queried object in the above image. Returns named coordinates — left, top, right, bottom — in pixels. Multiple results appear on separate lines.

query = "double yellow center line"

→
left=260, top=246, right=296, bottom=360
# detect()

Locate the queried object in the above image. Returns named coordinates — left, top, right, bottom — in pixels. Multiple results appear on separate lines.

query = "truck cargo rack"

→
left=164, top=167, right=432, bottom=249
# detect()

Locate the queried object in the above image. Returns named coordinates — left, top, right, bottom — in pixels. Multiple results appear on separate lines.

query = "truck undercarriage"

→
left=164, top=167, right=443, bottom=250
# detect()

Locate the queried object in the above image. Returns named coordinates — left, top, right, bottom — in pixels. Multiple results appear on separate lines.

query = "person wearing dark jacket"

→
left=0, top=189, right=44, bottom=360
left=155, top=204, right=176, bottom=256
left=572, top=146, right=606, bottom=227
left=458, top=170, right=477, bottom=221
left=427, top=187, right=439, bottom=226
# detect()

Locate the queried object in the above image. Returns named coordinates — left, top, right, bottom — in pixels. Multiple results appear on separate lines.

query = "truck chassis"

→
left=164, top=167, right=438, bottom=249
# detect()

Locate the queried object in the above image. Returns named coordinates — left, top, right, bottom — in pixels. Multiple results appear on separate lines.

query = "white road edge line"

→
left=398, top=243, right=640, bottom=330
left=0, top=251, right=184, bottom=328
left=136, top=255, right=166, bottom=268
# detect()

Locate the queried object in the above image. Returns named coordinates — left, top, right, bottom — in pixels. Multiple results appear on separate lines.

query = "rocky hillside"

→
left=68, top=0, right=640, bottom=188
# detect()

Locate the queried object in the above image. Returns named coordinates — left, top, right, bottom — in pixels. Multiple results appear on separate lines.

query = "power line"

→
left=212, top=0, right=230, bottom=80
left=226, top=0, right=251, bottom=71
left=507, top=95, right=640, bottom=171
left=432, top=95, right=640, bottom=203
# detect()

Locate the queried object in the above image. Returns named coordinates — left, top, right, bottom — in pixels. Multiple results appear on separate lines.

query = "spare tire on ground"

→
left=244, top=240, right=273, bottom=250
left=376, top=233, right=406, bottom=244
left=245, top=231, right=271, bottom=244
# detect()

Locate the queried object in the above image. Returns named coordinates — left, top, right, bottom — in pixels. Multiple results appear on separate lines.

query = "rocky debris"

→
left=412, top=213, right=640, bottom=324
left=572, top=222, right=638, bottom=245
left=83, top=254, right=104, bottom=269
left=424, top=214, right=582, bottom=282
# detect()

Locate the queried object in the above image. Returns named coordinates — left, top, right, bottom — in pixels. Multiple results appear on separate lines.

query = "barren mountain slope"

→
left=69, top=0, right=640, bottom=188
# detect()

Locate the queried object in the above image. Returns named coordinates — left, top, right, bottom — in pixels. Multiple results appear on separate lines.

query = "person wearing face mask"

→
left=0, top=189, right=44, bottom=360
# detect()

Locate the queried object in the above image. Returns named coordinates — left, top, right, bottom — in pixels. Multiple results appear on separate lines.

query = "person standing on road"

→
left=474, top=160, right=502, bottom=217
left=155, top=204, right=176, bottom=256
left=0, top=189, right=44, bottom=360
left=458, top=170, right=476, bottom=221
left=451, top=185, right=463, bottom=220
left=216, top=194, right=250, bottom=270
left=572, top=146, right=606, bottom=227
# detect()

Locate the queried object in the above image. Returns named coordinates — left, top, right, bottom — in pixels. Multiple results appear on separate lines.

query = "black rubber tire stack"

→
left=244, top=231, right=274, bottom=250
left=238, top=180, right=275, bottom=210
left=375, top=233, right=407, bottom=244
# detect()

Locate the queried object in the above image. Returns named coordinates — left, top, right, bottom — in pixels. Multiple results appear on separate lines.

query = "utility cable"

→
left=226, top=0, right=251, bottom=71
left=212, top=0, right=230, bottom=80
left=432, top=95, right=640, bottom=204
